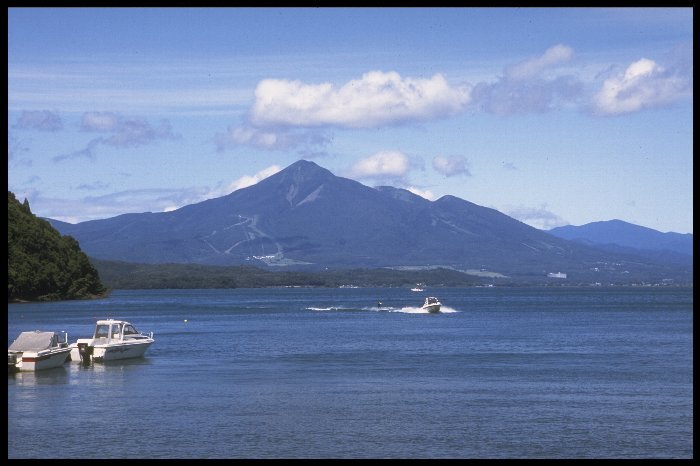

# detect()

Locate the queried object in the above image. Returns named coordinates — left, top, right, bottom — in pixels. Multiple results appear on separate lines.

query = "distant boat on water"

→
left=421, top=297, right=441, bottom=313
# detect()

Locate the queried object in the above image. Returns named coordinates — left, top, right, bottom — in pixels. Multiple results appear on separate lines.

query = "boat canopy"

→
left=8, top=331, right=61, bottom=352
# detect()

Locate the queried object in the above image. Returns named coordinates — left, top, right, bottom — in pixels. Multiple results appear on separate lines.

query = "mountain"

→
left=547, top=220, right=693, bottom=266
left=8, top=191, right=107, bottom=302
left=47, top=160, right=692, bottom=284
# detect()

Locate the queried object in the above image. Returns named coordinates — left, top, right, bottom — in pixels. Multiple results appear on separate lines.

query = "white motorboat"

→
left=421, top=296, right=441, bottom=313
left=70, top=319, right=154, bottom=363
left=8, top=330, right=72, bottom=372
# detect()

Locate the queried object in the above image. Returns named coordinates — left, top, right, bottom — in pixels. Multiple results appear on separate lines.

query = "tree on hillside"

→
left=8, top=191, right=107, bottom=301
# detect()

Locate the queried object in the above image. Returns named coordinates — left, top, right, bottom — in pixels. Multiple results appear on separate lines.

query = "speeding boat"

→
left=70, top=319, right=154, bottom=363
left=421, top=296, right=442, bottom=313
left=8, top=330, right=72, bottom=372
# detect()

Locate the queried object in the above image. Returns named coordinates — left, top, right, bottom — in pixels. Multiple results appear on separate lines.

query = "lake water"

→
left=7, top=287, right=693, bottom=459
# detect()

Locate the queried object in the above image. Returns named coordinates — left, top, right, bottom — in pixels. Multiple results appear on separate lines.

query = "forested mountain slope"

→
left=8, top=191, right=107, bottom=302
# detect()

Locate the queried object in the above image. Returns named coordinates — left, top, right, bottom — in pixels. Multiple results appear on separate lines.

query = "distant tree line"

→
left=91, top=259, right=482, bottom=289
left=8, top=192, right=107, bottom=302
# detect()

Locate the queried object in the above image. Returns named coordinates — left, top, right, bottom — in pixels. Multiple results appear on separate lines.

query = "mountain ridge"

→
left=548, top=220, right=692, bottom=256
left=46, top=160, right=692, bottom=284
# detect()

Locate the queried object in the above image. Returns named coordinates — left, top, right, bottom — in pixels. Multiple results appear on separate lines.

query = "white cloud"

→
left=250, top=71, right=471, bottom=128
left=346, top=150, right=411, bottom=179
left=432, top=155, right=471, bottom=177
left=81, top=112, right=121, bottom=131
left=506, top=44, right=574, bottom=80
left=406, top=186, right=437, bottom=201
left=182, top=164, right=284, bottom=202
left=224, top=165, right=282, bottom=194
left=593, top=58, right=692, bottom=115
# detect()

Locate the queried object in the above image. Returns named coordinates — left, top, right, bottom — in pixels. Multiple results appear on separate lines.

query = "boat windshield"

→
left=123, top=324, right=139, bottom=335
left=111, top=323, right=122, bottom=339
left=95, top=324, right=110, bottom=338
left=95, top=323, right=123, bottom=339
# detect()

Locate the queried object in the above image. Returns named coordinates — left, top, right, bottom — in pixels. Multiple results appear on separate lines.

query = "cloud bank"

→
left=250, top=71, right=471, bottom=129
left=217, top=44, right=691, bottom=157
left=214, top=125, right=332, bottom=154
left=470, top=44, right=583, bottom=115
left=81, top=111, right=179, bottom=147
left=29, top=165, right=285, bottom=223
left=52, top=112, right=179, bottom=162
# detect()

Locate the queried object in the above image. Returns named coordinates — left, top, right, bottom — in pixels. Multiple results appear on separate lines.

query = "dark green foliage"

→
left=91, top=258, right=481, bottom=289
left=8, top=191, right=107, bottom=302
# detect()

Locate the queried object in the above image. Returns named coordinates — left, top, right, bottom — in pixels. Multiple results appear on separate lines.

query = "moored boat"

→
left=70, top=319, right=154, bottom=363
left=421, top=296, right=441, bottom=313
left=8, top=330, right=72, bottom=372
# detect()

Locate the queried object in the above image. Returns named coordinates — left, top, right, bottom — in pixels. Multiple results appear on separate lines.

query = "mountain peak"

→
left=262, top=160, right=334, bottom=189
left=246, top=159, right=338, bottom=209
left=283, top=159, right=331, bottom=177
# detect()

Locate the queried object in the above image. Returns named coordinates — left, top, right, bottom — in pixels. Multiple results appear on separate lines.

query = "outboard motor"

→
left=8, top=353, right=19, bottom=372
left=77, top=342, right=93, bottom=364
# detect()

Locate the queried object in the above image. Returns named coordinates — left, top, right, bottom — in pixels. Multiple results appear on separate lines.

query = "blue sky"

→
left=8, top=7, right=693, bottom=234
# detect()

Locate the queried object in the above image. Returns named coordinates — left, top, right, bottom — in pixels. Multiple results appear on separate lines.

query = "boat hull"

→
left=9, top=347, right=72, bottom=372
left=93, top=341, right=153, bottom=361
left=422, top=304, right=441, bottom=313
left=70, top=339, right=153, bottom=362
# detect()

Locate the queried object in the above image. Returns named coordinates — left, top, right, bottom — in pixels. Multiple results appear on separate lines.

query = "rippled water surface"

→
left=8, top=287, right=693, bottom=458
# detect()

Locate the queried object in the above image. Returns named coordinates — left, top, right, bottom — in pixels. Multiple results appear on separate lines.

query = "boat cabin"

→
left=424, top=297, right=439, bottom=306
left=93, top=320, right=144, bottom=342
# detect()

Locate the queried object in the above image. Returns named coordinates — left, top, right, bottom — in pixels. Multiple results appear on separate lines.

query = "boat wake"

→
left=306, top=306, right=392, bottom=312
left=306, top=306, right=458, bottom=314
